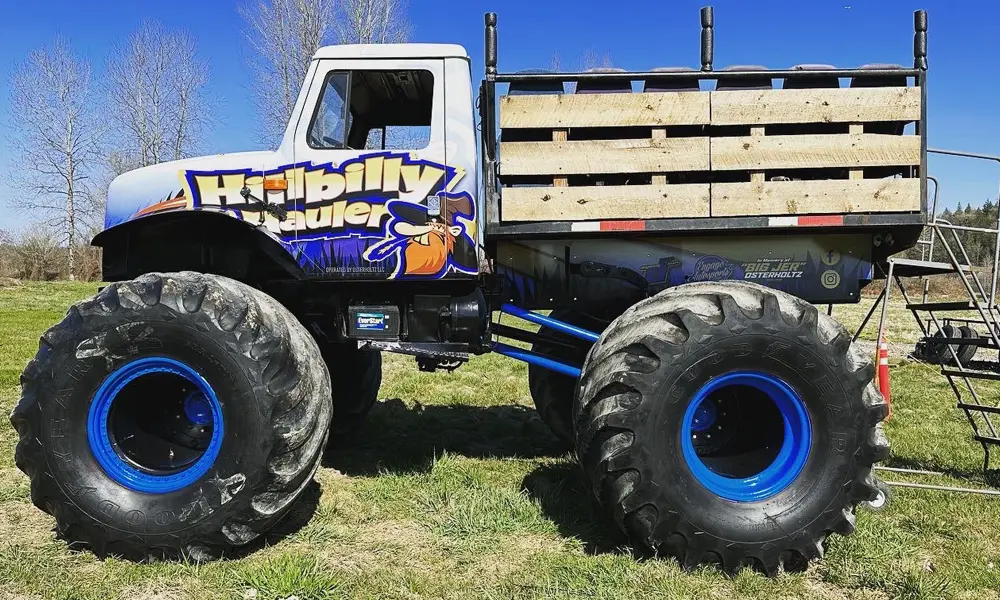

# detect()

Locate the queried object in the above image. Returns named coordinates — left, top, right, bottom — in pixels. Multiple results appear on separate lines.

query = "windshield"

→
left=308, top=71, right=350, bottom=149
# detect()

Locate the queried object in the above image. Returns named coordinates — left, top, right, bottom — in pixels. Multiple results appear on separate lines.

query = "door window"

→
left=308, top=69, right=433, bottom=151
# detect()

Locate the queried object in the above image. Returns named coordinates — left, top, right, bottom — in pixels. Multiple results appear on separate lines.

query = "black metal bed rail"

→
left=483, top=6, right=928, bottom=82
left=493, top=68, right=923, bottom=83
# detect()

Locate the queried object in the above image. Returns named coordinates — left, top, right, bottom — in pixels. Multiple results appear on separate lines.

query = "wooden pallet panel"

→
left=500, top=137, right=710, bottom=175
left=499, top=92, right=710, bottom=128
left=502, top=184, right=710, bottom=221
left=711, top=87, right=921, bottom=125
left=711, top=133, right=920, bottom=171
left=711, top=179, right=921, bottom=217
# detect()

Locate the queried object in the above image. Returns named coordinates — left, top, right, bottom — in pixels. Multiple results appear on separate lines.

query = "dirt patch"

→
left=0, top=502, right=55, bottom=545
left=115, top=584, right=186, bottom=600
left=317, top=519, right=439, bottom=573
left=472, top=533, right=560, bottom=582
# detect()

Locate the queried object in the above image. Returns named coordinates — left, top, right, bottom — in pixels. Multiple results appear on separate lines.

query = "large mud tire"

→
left=575, top=281, right=888, bottom=574
left=528, top=305, right=627, bottom=446
left=955, top=325, right=978, bottom=365
left=321, top=344, right=382, bottom=443
left=924, top=324, right=959, bottom=365
left=10, top=272, right=332, bottom=560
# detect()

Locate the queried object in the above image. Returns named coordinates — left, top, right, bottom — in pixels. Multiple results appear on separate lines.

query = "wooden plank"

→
left=500, top=137, right=710, bottom=176
left=849, top=124, right=864, bottom=180
left=750, top=127, right=765, bottom=183
left=501, top=184, right=710, bottom=221
left=711, top=133, right=920, bottom=171
left=552, top=130, right=568, bottom=187
left=651, top=128, right=667, bottom=184
left=711, top=87, right=921, bottom=126
left=500, top=91, right=710, bottom=128
left=711, top=179, right=921, bottom=217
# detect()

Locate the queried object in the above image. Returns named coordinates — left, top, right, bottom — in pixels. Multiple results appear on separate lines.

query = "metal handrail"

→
left=928, top=149, right=1000, bottom=304
left=935, top=222, right=1000, bottom=235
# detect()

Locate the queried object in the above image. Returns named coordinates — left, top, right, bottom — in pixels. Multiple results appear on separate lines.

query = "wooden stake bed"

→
left=497, top=86, right=922, bottom=223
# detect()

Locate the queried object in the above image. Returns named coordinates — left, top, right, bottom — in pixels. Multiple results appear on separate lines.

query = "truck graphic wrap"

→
left=104, top=151, right=478, bottom=280
left=497, top=234, right=872, bottom=306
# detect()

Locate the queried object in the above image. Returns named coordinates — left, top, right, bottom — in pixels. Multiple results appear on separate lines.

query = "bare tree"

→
left=241, top=0, right=412, bottom=141
left=335, top=0, right=411, bottom=44
left=549, top=53, right=563, bottom=72
left=106, top=21, right=211, bottom=167
left=240, top=0, right=334, bottom=143
left=580, top=49, right=614, bottom=70
left=7, top=38, right=101, bottom=280
left=12, top=226, right=64, bottom=280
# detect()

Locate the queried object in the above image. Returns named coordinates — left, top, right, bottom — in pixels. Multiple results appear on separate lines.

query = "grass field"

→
left=2, top=281, right=1000, bottom=600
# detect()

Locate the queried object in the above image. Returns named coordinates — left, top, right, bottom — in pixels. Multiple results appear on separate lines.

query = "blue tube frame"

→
left=491, top=342, right=582, bottom=378
left=491, top=304, right=601, bottom=378
left=500, top=303, right=600, bottom=344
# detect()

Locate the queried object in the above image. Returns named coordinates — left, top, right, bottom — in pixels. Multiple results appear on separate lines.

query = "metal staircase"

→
left=876, top=149, right=1000, bottom=471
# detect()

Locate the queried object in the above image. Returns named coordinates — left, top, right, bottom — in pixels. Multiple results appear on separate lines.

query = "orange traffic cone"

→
left=877, top=335, right=891, bottom=418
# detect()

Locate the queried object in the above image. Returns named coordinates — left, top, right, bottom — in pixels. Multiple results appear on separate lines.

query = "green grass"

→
left=2, top=280, right=1000, bottom=599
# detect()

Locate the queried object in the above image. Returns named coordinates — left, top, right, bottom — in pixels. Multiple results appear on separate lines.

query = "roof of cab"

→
left=312, top=43, right=469, bottom=60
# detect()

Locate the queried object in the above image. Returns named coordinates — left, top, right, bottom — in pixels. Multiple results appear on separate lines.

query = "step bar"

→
left=957, top=403, right=1000, bottom=416
left=941, top=367, right=1000, bottom=381
left=906, top=300, right=980, bottom=311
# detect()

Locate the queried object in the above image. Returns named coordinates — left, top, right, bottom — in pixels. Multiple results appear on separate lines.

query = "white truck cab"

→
left=103, top=43, right=480, bottom=281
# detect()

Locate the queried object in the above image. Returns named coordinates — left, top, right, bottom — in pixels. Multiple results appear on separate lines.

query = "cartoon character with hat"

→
left=364, top=193, right=477, bottom=278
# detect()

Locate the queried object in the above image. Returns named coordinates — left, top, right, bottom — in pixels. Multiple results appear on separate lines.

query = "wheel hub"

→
left=680, top=371, right=812, bottom=502
left=184, top=390, right=213, bottom=427
left=690, top=398, right=717, bottom=432
left=87, top=357, right=224, bottom=494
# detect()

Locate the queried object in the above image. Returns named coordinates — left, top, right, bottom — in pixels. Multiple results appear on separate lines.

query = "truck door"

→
left=291, top=57, right=471, bottom=280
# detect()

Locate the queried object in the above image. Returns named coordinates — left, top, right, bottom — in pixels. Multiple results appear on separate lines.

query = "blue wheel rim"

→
left=86, top=357, right=224, bottom=494
left=680, top=371, right=811, bottom=502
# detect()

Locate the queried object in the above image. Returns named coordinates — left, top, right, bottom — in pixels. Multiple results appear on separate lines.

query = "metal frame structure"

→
left=867, top=149, right=1000, bottom=495
left=479, top=8, right=929, bottom=243
left=490, top=303, right=599, bottom=378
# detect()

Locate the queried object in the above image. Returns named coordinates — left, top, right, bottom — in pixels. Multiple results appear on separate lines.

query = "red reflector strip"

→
left=600, top=220, right=646, bottom=231
left=797, top=215, right=845, bottom=226
left=768, top=215, right=846, bottom=227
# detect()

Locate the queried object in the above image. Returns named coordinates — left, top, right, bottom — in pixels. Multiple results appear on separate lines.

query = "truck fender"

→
left=92, top=210, right=304, bottom=282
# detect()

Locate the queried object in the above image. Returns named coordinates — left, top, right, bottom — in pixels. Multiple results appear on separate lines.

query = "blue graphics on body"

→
left=108, top=151, right=478, bottom=281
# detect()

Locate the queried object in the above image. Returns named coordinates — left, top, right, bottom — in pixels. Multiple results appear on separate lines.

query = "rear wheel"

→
left=320, top=344, right=382, bottom=444
left=575, top=282, right=888, bottom=573
left=11, top=272, right=332, bottom=560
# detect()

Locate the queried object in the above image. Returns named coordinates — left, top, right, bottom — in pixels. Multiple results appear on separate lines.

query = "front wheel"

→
left=528, top=309, right=613, bottom=446
left=11, top=272, right=332, bottom=560
left=575, top=281, right=888, bottom=574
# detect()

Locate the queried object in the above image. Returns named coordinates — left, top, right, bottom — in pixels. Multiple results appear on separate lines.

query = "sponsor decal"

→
left=691, top=256, right=736, bottom=282
left=742, top=258, right=805, bottom=280
left=356, top=312, right=388, bottom=331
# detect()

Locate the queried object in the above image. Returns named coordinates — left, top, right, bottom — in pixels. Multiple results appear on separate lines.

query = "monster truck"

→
left=12, top=6, right=928, bottom=574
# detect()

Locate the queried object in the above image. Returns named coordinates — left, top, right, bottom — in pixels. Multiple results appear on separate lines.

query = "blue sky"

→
left=0, top=0, right=997, bottom=232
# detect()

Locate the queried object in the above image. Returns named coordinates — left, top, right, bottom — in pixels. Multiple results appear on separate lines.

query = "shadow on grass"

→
left=881, top=453, right=1000, bottom=487
left=324, top=398, right=632, bottom=555
left=521, top=461, right=631, bottom=556
left=323, top=398, right=568, bottom=476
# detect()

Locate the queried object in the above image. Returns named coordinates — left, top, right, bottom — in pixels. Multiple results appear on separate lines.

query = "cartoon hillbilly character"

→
left=398, top=216, right=463, bottom=276
left=364, top=194, right=476, bottom=278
